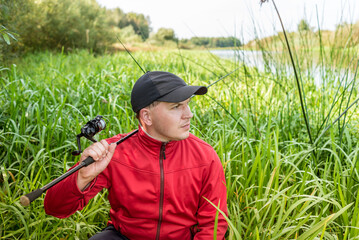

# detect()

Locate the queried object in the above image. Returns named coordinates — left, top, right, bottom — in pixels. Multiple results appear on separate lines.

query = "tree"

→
left=0, top=25, right=17, bottom=45
left=0, top=25, right=18, bottom=63
left=119, top=12, right=151, bottom=40
left=297, top=19, right=311, bottom=32
left=106, top=8, right=126, bottom=27
left=187, top=36, right=241, bottom=48
left=0, top=0, right=113, bottom=52
left=154, top=28, right=175, bottom=41
left=39, top=0, right=112, bottom=51
left=118, top=25, right=142, bottom=42
left=211, top=37, right=241, bottom=47
left=0, top=0, right=35, bottom=60
left=191, top=37, right=210, bottom=46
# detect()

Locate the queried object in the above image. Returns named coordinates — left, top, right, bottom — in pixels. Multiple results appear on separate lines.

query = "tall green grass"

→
left=0, top=45, right=359, bottom=239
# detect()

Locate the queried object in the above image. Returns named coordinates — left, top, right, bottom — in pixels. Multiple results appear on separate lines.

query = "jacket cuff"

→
left=69, top=170, right=97, bottom=196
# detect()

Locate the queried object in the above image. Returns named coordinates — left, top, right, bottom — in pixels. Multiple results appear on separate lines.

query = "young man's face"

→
left=145, top=98, right=193, bottom=142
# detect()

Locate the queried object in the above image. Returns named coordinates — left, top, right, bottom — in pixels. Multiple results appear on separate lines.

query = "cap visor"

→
left=157, top=85, right=207, bottom=103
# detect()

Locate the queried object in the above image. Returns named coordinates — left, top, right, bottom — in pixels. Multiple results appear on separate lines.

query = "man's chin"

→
left=180, top=132, right=190, bottom=140
left=172, top=132, right=190, bottom=141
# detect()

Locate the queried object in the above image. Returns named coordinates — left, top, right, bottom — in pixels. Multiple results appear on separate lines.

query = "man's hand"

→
left=77, top=140, right=116, bottom=191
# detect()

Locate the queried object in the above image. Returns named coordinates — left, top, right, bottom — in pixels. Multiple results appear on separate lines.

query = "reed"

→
left=0, top=38, right=358, bottom=239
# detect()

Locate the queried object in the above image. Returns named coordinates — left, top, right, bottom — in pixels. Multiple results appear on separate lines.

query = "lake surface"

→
left=210, top=49, right=354, bottom=87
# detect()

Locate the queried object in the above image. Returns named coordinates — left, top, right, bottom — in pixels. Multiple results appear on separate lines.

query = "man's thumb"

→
left=109, top=142, right=117, bottom=154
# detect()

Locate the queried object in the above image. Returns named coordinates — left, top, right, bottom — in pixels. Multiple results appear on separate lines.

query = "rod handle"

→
left=82, top=156, right=95, bottom=166
left=20, top=188, right=44, bottom=206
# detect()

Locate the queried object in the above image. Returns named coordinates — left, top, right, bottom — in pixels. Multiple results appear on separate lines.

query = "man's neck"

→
left=139, top=123, right=169, bottom=143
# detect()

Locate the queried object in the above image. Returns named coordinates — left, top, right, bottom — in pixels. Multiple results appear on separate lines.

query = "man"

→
left=44, top=71, right=228, bottom=239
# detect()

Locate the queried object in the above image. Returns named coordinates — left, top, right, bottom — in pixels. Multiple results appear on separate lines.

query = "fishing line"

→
left=116, top=36, right=146, bottom=74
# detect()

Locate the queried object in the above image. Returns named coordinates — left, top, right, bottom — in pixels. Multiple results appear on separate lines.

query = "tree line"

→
left=179, top=37, right=241, bottom=49
left=0, top=0, right=241, bottom=61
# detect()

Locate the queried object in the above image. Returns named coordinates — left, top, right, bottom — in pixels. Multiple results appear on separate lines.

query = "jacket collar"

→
left=137, top=125, right=177, bottom=156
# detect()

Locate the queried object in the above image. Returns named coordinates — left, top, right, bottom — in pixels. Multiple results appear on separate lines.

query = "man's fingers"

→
left=96, top=141, right=107, bottom=158
left=81, top=140, right=115, bottom=164
left=100, top=139, right=110, bottom=150
left=93, top=147, right=104, bottom=160
left=85, top=148, right=100, bottom=161
left=99, top=140, right=110, bottom=156
left=108, top=142, right=117, bottom=154
left=82, top=142, right=104, bottom=160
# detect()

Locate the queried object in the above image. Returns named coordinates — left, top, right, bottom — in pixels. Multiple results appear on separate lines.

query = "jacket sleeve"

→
left=44, top=163, right=110, bottom=218
left=194, top=151, right=228, bottom=239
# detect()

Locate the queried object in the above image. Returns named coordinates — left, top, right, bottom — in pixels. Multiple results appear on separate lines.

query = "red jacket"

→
left=44, top=127, right=228, bottom=239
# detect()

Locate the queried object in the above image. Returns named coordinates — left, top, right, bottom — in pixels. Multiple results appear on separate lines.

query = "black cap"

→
left=131, top=71, right=207, bottom=113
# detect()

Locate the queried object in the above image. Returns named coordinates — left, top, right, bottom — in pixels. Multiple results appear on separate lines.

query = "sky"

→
left=96, top=0, right=359, bottom=43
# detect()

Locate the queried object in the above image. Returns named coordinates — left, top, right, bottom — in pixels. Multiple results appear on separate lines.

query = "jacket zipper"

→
left=156, top=143, right=166, bottom=240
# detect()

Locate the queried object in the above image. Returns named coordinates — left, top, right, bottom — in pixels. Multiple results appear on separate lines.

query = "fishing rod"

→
left=20, top=39, right=240, bottom=206
left=20, top=116, right=138, bottom=206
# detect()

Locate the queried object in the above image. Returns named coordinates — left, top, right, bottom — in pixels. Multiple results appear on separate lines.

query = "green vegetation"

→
left=0, top=0, right=113, bottom=58
left=246, top=19, right=359, bottom=52
left=297, top=19, right=312, bottom=32
left=1, top=36, right=359, bottom=239
left=0, top=0, right=241, bottom=64
left=179, top=37, right=242, bottom=49
left=1, top=0, right=359, bottom=239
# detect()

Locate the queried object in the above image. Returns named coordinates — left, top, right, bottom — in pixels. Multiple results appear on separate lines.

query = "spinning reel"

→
left=72, top=115, right=106, bottom=156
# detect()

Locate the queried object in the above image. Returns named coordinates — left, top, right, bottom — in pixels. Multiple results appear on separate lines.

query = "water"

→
left=210, top=49, right=355, bottom=87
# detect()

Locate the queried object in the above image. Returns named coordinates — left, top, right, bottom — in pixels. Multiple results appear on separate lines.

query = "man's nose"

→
left=183, top=105, right=193, bottom=119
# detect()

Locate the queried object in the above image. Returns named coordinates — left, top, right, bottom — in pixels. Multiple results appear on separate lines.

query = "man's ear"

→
left=139, top=108, right=152, bottom=126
